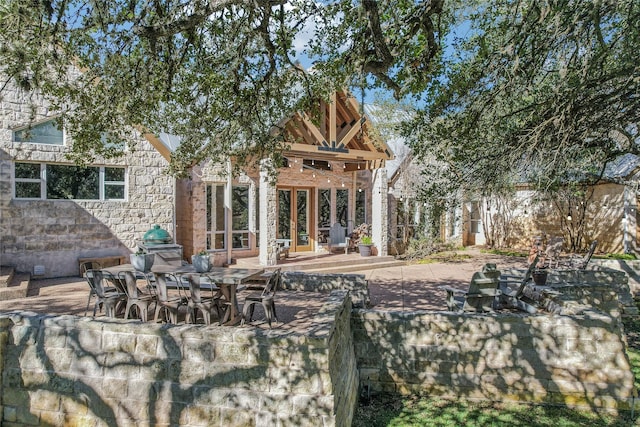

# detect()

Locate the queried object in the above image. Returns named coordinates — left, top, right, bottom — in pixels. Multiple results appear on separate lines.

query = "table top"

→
left=105, top=264, right=264, bottom=285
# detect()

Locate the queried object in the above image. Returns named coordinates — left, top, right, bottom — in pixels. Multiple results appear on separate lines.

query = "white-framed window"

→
left=13, top=162, right=126, bottom=200
left=206, top=184, right=251, bottom=251
left=470, top=201, right=481, bottom=234
left=232, top=185, right=250, bottom=249
left=13, top=119, right=64, bottom=145
left=206, top=184, right=226, bottom=251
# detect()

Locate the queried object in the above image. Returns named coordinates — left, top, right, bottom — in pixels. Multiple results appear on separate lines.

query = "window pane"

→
left=232, top=232, right=249, bottom=249
left=355, top=190, right=366, bottom=225
left=15, top=163, right=40, bottom=179
left=105, top=167, right=125, bottom=181
left=206, top=186, right=212, bottom=232
left=232, top=186, right=249, bottom=230
left=278, top=189, right=291, bottom=239
left=214, top=234, right=225, bottom=250
left=46, top=164, right=99, bottom=199
left=215, top=185, right=225, bottom=232
left=105, top=184, right=125, bottom=200
left=319, top=189, right=331, bottom=228
left=14, top=120, right=63, bottom=145
left=15, top=182, right=41, bottom=198
left=336, top=189, right=349, bottom=227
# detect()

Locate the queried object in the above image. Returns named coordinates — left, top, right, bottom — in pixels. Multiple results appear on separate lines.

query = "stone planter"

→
left=131, top=253, right=155, bottom=273
left=192, top=254, right=211, bottom=273
left=359, top=244, right=373, bottom=257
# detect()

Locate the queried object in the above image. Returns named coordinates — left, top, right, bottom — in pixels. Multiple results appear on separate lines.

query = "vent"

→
left=33, top=265, right=45, bottom=276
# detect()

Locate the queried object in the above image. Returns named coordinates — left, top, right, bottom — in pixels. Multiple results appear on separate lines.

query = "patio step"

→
left=0, top=266, right=31, bottom=301
left=301, top=259, right=407, bottom=274
left=271, top=255, right=405, bottom=273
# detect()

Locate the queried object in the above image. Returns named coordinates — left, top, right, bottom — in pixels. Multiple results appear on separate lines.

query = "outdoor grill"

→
left=136, top=225, right=183, bottom=265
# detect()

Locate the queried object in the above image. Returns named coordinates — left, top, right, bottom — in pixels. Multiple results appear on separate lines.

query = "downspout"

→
left=226, top=160, right=233, bottom=265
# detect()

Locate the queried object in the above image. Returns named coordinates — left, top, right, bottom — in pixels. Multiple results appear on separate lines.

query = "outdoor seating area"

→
left=83, top=259, right=274, bottom=327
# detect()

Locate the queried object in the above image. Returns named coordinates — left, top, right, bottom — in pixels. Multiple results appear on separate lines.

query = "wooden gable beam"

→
left=329, top=92, right=337, bottom=145
left=300, top=113, right=328, bottom=145
left=338, top=117, right=366, bottom=147
left=287, top=142, right=392, bottom=161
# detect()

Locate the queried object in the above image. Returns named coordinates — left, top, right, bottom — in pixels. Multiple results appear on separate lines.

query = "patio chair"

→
left=545, top=237, right=564, bottom=268
left=84, top=269, right=126, bottom=318
left=558, top=240, right=598, bottom=270
left=441, top=264, right=502, bottom=312
left=498, top=255, right=540, bottom=314
left=154, top=272, right=189, bottom=324
left=185, top=274, right=224, bottom=325
left=81, top=260, right=110, bottom=316
left=116, top=270, right=157, bottom=322
left=241, top=268, right=281, bottom=328
left=329, top=223, right=350, bottom=254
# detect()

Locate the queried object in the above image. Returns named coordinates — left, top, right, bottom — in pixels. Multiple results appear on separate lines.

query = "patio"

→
left=0, top=249, right=527, bottom=330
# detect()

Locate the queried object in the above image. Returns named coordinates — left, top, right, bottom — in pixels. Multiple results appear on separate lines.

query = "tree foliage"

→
left=0, top=0, right=445, bottom=174
left=407, top=0, right=640, bottom=195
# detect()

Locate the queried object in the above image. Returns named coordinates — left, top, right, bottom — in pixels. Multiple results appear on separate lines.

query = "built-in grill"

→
left=137, top=225, right=183, bottom=266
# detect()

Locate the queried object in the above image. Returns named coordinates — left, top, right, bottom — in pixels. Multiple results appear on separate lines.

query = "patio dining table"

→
left=104, top=264, right=264, bottom=325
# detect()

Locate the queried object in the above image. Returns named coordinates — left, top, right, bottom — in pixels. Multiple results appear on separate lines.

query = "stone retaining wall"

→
left=352, top=309, right=635, bottom=411
left=0, top=290, right=358, bottom=426
left=282, top=272, right=370, bottom=308
left=503, top=266, right=637, bottom=316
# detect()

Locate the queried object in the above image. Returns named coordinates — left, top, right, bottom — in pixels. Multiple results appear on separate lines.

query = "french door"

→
left=278, top=187, right=313, bottom=252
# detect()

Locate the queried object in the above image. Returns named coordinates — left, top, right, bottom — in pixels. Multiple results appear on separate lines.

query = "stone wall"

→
left=0, top=78, right=175, bottom=278
left=502, top=266, right=637, bottom=316
left=352, top=309, right=635, bottom=411
left=282, top=272, right=370, bottom=308
left=0, top=290, right=358, bottom=426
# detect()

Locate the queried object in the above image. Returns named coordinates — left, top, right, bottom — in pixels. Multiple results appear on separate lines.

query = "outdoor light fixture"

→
left=567, top=214, right=572, bottom=221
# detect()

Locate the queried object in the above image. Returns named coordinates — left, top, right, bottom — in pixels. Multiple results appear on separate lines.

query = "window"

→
left=207, top=184, right=226, bottom=250
left=336, top=189, right=349, bottom=227
left=14, top=162, right=125, bottom=200
left=14, top=119, right=64, bottom=145
left=470, top=202, right=481, bottom=234
left=318, top=188, right=331, bottom=243
left=355, top=189, right=366, bottom=225
left=232, top=185, right=249, bottom=249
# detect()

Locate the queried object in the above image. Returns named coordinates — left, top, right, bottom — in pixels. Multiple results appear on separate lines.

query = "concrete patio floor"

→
left=0, top=249, right=527, bottom=330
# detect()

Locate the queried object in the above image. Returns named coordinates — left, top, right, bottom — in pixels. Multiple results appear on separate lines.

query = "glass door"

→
left=277, top=187, right=313, bottom=252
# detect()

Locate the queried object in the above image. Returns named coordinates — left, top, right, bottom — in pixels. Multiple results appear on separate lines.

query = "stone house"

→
left=1, top=81, right=394, bottom=277
left=0, top=78, right=176, bottom=278
left=461, top=154, right=640, bottom=255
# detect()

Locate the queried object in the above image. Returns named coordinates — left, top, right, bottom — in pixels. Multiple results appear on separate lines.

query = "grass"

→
left=352, top=303, right=640, bottom=427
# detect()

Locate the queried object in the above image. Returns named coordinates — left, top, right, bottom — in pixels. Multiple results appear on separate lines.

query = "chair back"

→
left=329, top=223, right=347, bottom=245
left=187, top=274, right=205, bottom=303
left=86, top=269, right=111, bottom=298
left=81, top=261, right=103, bottom=276
left=262, top=269, right=281, bottom=297
left=578, top=240, right=598, bottom=269
left=545, top=237, right=564, bottom=267
left=116, top=271, right=142, bottom=299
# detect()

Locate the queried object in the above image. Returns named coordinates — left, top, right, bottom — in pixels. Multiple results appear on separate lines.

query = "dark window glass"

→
left=46, top=164, right=99, bottom=199
left=15, top=182, right=41, bottom=198
left=15, top=163, right=40, bottom=179
left=355, top=190, right=366, bottom=225
left=336, top=189, right=349, bottom=227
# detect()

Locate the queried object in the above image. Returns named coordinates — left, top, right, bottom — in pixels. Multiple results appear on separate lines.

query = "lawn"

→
left=352, top=306, right=640, bottom=427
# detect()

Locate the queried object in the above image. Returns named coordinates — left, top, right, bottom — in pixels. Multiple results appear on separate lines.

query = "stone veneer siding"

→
left=1, top=78, right=175, bottom=278
left=0, top=290, right=358, bottom=427
left=352, top=309, right=635, bottom=411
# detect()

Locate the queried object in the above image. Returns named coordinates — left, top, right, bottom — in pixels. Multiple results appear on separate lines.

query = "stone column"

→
left=371, top=168, right=388, bottom=256
left=259, top=159, right=278, bottom=266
